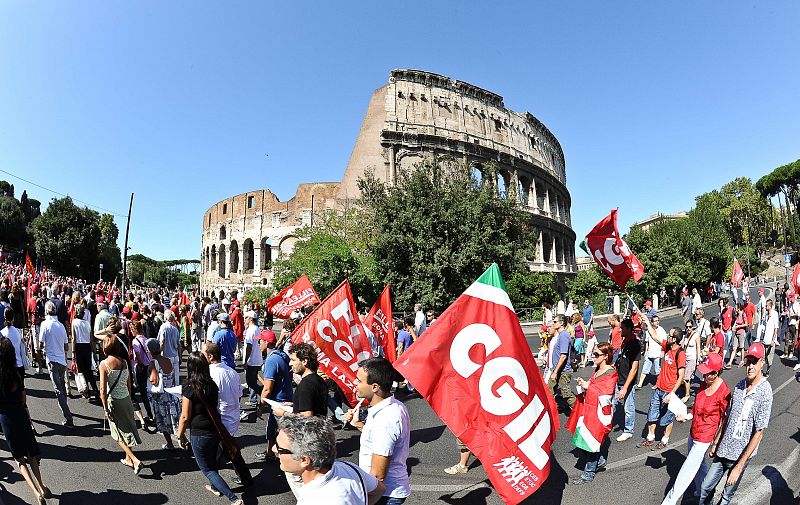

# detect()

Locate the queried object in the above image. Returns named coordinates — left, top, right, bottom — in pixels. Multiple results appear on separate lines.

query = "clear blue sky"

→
left=1, top=2, right=798, bottom=262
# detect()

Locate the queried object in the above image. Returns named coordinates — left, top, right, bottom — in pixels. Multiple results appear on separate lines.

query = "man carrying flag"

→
left=567, top=341, right=617, bottom=485
left=395, top=264, right=558, bottom=503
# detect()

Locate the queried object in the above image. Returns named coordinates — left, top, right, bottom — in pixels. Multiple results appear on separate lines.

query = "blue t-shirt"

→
left=550, top=330, right=573, bottom=373
left=397, top=329, right=413, bottom=351
left=212, top=327, right=237, bottom=370
left=582, top=305, right=594, bottom=325
left=261, top=349, right=293, bottom=402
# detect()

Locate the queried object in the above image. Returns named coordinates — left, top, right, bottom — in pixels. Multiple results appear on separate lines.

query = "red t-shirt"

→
left=710, top=331, right=725, bottom=354
left=690, top=380, right=731, bottom=442
left=744, top=303, right=755, bottom=326
left=610, top=326, right=622, bottom=350
left=721, top=306, right=733, bottom=331
left=656, top=345, right=686, bottom=392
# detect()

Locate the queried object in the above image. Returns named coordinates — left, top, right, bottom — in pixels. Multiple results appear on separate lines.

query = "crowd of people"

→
left=1, top=262, right=796, bottom=504
left=537, top=283, right=793, bottom=504
left=0, top=267, right=440, bottom=505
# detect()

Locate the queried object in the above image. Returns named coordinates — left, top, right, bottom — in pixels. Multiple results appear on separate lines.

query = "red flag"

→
left=791, top=263, right=800, bottom=296
left=565, top=369, right=617, bottom=453
left=25, top=252, right=35, bottom=276
left=363, top=285, right=397, bottom=362
left=731, top=258, right=744, bottom=287
left=268, top=274, right=321, bottom=319
left=584, top=210, right=644, bottom=289
left=290, top=280, right=372, bottom=407
left=395, top=264, right=558, bottom=503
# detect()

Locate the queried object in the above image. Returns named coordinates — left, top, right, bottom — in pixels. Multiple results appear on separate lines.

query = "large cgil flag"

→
left=731, top=258, right=744, bottom=288
left=581, top=210, right=644, bottom=289
left=395, top=264, right=559, bottom=504
left=363, top=285, right=396, bottom=362
left=565, top=369, right=618, bottom=453
left=290, top=280, right=372, bottom=407
left=268, top=274, right=321, bottom=319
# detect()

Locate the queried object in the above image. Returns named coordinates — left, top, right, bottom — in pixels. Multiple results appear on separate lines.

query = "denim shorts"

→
left=647, top=388, right=676, bottom=426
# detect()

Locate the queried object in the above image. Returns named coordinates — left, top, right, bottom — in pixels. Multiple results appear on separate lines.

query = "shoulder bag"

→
left=194, top=388, right=253, bottom=487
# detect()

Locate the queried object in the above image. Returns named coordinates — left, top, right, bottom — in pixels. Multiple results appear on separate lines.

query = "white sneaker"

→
left=444, top=463, right=468, bottom=475
left=793, top=363, right=800, bottom=371
left=616, top=433, right=633, bottom=442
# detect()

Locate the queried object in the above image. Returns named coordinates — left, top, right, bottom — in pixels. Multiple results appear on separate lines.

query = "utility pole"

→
left=121, top=193, right=134, bottom=298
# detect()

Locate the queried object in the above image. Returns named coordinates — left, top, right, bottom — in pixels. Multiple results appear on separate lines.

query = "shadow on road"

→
left=762, top=465, right=795, bottom=505
left=59, top=489, right=168, bottom=504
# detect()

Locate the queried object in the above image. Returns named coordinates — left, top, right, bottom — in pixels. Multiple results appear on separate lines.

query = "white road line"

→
left=606, top=374, right=797, bottom=471
left=411, top=482, right=491, bottom=493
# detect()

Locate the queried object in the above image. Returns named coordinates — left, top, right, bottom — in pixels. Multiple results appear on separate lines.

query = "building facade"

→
left=200, top=69, right=576, bottom=296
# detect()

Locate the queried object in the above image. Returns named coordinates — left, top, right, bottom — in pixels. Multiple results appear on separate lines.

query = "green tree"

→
left=0, top=196, right=26, bottom=248
left=29, top=197, right=102, bottom=279
left=506, top=271, right=559, bottom=309
left=96, top=213, right=122, bottom=281
left=358, top=160, right=537, bottom=311
left=271, top=227, right=380, bottom=305
left=243, top=286, right=275, bottom=305
left=566, top=266, right=616, bottom=309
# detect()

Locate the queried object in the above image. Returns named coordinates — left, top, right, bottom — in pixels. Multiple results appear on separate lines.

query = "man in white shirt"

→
left=204, top=342, right=242, bottom=436
left=39, top=301, right=74, bottom=427
left=691, top=288, right=703, bottom=324
left=345, top=357, right=411, bottom=504
left=786, top=294, right=799, bottom=355
left=242, top=311, right=263, bottom=408
left=413, top=304, right=426, bottom=337
left=763, top=299, right=779, bottom=378
left=206, top=309, right=220, bottom=342
left=636, top=315, right=666, bottom=390
left=276, top=415, right=385, bottom=505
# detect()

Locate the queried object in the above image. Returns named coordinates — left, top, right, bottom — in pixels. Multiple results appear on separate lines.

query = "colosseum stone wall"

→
left=200, top=69, right=576, bottom=297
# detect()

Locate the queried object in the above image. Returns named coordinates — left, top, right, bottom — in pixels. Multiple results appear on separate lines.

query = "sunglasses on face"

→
left=592, top=352, right=605, bottom=358
left=274, top=444, right=293, bottom=455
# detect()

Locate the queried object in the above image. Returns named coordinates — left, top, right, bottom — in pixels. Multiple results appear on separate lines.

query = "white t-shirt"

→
left=414, top=311, right=427, bottom=335
left=646, top=326, right=667, bottom=359
left=764, top=309, right=780, bottom=346
left=359, top=396, right=411, bottom=499
left=244, top=324, right=263, bottom=367
left=790, top=301, right=800, bottom=327
left=692, top=294, right=702, bottom=312
left=39, top=315, right=68, bottom=366
left=1, top=325, right=25, bottom=368
left=206, top=321, right=220, bottom=342
left=72, top=318, right=92, bottom=344
left=297, top=461, right=379, bottom=505
left=209, top=362, right=243, bottom=436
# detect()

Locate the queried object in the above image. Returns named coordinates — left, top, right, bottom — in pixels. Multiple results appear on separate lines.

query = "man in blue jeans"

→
left=699, top=343, right=773, bottom=504
left=613, top=319, right=641, bottom=442
left=638, top=327, right=685, bottom=450
left=256, top=330, right=292, bottom=462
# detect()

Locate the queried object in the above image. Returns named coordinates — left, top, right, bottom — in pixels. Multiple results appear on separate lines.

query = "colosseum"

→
left=200, top=69, right=576, bottom=296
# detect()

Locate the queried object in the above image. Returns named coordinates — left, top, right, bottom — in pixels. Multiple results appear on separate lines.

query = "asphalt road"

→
left=2, top=287, right=799, bottom=505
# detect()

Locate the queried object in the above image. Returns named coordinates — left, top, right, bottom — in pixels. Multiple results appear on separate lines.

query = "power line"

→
left=0, top=168, right=128, bottom=217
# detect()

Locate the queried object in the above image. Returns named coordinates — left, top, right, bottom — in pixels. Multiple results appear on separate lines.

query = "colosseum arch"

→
left=497, top=169, right=510, bottom=199
left=229, top=240, right=239, bottom=275
left=261, top=238, right=272, bottom=270
left=220, top=225, right=226, bottom=241
left=218, top=244, right=226, bottom=278
left=278, top=236, right=298, bottom=257
left=211, top=245, right=217, bottom=271
left=242, top=239, right=254, bottom=273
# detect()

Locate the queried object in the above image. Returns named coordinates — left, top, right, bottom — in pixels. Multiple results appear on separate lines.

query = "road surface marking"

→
left=411, top=482, right=491, bottom=493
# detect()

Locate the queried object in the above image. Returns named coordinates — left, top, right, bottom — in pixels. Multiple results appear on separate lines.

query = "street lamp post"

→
left=99, top=263, right=103, bottom=282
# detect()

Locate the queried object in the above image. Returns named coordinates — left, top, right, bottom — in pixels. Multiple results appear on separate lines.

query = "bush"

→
left=244, top=286, right=275, bottom=305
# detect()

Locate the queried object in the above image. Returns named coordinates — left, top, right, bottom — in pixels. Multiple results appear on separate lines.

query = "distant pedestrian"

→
left=548, top=315, right=576, bottom=413
left=212, top=313, right=237, bottom=370
left=613, top=319, right=640, bottom=442
left=158, top=311, right=181, bottom=385
left=146, top=338, right=184, bottom=451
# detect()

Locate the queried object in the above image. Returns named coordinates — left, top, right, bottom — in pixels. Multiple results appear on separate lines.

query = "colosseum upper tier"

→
left=200, top=69, right=576, bottom=296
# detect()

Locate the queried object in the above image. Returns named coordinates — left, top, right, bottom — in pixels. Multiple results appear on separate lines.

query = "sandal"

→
left=205, top=484, right=223, bottom=497
left=41, top=487, right=53, bottom=499
left=120, top=458, right=134, bottom=468
left=654, top=442, right=668, bottom=451
left=133, top=462, right=144, bottom=475
left=637, top=439, right=655, bottom=448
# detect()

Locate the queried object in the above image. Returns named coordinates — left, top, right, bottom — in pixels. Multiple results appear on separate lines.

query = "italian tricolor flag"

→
left=566, top=370, right=618, bottom=453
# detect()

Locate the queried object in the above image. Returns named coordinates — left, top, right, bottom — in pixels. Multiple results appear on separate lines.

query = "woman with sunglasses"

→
left=661, top=353, right=730, bottom=505
left=570, top=342, right=617, bottom=485
left=680, top=321, right=700, bottom=402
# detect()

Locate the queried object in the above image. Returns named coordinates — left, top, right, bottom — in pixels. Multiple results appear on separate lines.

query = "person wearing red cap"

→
left=661, top=352, right=730, bottom=505
left=699, top=343, right=773, bottom=504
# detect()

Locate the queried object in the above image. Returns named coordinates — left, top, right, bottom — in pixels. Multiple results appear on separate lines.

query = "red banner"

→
left=25, top=252, right=35, bottom=276
left=395, top=264, right=558, bottom=503
left=791, top=263, right=800, bottom=296
left=584, top=210, right=644, bottom=289
left=268, top=274, right=321, bottom=319
left=290, top=280, right=372, bottom=407
left=731, top=258, right=744, bottom=287
left=364, top=285, right=396, bottom=363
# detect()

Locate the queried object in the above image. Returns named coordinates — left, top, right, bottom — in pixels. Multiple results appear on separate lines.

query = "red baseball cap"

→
left=744, top=342, right=765, bottom=361
left=697, top=353, right=723, bottom=375
left=758, top=288, right=765, bottom=294
left=258, top=329, right=276, bottom=345
left=644, top=300, right=652, bottom=307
